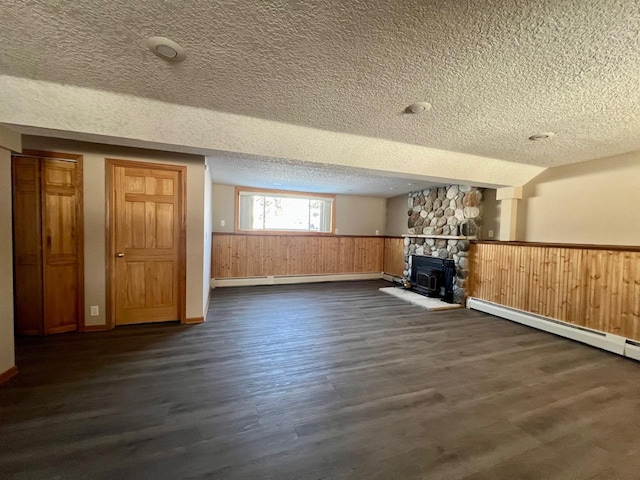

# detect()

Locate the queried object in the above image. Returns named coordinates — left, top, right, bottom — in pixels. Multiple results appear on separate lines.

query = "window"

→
left=237, top=188, right=334, bottom=233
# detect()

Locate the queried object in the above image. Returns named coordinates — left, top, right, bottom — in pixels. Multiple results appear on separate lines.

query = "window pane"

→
left=238, top=194, right=257, bottom=230
left=252, top=196, right=264, bottom=230
left=264, top=196, right=310, bottom=230
left=238, top=190, right=333, bottom=233
left=309, top=200, right=322, bottom=231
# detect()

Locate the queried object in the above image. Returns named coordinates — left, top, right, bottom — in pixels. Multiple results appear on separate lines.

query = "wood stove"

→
left=410, top=255, right=456, bottom=303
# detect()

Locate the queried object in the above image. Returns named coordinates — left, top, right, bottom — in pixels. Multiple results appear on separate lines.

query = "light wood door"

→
left=41, top=158, right=82, bottom=334
left=109, top=161, right=185, bottom=326
left=12, top=157, right=44, bottom=335
left=12, top=152, right=83, bottom=335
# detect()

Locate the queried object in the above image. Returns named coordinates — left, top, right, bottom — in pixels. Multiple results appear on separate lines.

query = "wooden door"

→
left=12, top=157, right=44, bottom=335
left=41, top=158, right=83, bottom=334
left=107, top=160, right=185, bottom=326
left=12, top=152, right=83, bottom=335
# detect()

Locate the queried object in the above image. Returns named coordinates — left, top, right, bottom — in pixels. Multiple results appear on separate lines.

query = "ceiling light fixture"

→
left=146, top=37, right=186, bottom=62
left=528, top=132, right=555, bottom=141
left=405, top=102, right=432, bottom=114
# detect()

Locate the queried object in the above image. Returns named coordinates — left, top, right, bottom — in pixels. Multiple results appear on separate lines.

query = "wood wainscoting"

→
left=212, top=234, right=406, bottom=279
left=471, top=241, right=640, bottom=341
left=383, top=237, right=404, bottom=277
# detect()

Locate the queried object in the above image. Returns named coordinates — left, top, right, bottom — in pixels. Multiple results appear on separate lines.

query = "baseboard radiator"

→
left=467, top=297, right=640, bottom=361
left=212, top=272, right=384, bottom=288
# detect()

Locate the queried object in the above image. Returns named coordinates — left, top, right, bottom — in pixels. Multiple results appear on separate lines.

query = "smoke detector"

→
left=146, top=37, right=186, bottom=62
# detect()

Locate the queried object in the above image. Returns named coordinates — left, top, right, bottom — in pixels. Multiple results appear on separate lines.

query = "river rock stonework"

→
left=403, top=186, right=483, bottom=304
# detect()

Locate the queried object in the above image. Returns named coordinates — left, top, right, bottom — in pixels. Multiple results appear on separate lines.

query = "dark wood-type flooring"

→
left=2, top=280, right=640, bottom=479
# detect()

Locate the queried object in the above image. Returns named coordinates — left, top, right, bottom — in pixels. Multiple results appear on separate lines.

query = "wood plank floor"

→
left=2, top=280, right=640, bottom=479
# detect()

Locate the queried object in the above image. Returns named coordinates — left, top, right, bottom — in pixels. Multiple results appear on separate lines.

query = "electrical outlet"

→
left=220, top=220, right=225, bottom=227
left=335, top=228, right=339, bottom=234
left=488, top=230, right=494, bottom=238
left=90, top=306, right=100, bottom=317
left=375, top=230, right=380, bottom=235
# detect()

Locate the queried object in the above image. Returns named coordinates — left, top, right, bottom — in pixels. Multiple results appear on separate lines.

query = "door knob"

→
left=116, top=252, right=125, bottom=257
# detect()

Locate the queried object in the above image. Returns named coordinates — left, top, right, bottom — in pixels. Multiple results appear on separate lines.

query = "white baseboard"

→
left=467, top=297, right=639, bottom=361
left=211, top=272, right=383, bottom=288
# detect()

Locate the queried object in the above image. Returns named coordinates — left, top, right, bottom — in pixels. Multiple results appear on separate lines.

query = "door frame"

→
left=105, top=158, right=187, bottom=329
left=22, top=150, right=86, bottom=332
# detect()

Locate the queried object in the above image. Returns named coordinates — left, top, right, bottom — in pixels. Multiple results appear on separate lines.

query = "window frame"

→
left=235, top=186, right=336, bottom=235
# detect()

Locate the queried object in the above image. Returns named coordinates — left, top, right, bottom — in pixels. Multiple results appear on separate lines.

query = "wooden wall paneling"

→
left=245, top=235, right=263, bottom=277
left=371, top=237, right=385, bottom=272
left=354, top=237, right=365, bottom=273
left=323, top=237, right=339, bottom=274
left=620, top=252, right=639, bottom=339
left=231, top=234, right=245, bottom=278
left=471, top=242, right=640, bottom=342
left=364, top=238, right=371, bottom=272
left=584, top=250, right=601, bottom=333
left=631, top=253, right=640, bottom=339
left=283, top=236, right=295, bottom=275
left=211, top=234, right=387, bottom=279
left=382, top=238, right=404, bottom=277
left=338, top=237, right=351, bottom=274
left=607, top=251, right=624, bottom=335
left=273, top=236, right=285, bottom=275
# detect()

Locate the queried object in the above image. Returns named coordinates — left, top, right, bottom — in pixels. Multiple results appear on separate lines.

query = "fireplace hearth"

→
left=410, top=255, right=456, bottom=303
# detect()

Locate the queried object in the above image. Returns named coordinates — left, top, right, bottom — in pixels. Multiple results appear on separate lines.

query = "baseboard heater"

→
left=212, top=272, right=383, bottom=288
left=467, top=297, right=639, bottom=361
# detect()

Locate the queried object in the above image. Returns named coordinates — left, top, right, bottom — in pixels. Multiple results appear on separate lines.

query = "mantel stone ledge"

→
left=402, top=234, right=477, bottom=240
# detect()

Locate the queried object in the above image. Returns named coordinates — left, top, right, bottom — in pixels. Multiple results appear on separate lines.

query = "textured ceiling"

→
left=206, top=153, right=442, bottom=198
left=1, top=1, right=640, bottom=167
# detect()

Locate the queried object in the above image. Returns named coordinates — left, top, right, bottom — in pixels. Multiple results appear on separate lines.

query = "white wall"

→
left=212, top=184, right=235, bottom=233
left=211, top=183, right=387, bottom=236
left=23, top=136, right=208, bottom=324
left=518, top=151, right=640, bottom=245
left=334, top=195, right=386, bottom=236
left=385, top=194, right=409, bottom=237
left=0, top=147, right=15, bottom=374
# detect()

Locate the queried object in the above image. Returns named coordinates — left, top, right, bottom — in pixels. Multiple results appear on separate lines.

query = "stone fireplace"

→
left=403, top=185, right=483, bottom=304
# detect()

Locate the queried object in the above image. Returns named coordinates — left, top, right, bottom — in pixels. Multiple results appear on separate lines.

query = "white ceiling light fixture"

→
left=405, top=102, right=432, bottom=114
left=146, top=37, right=186, bottom=62
left=528, top=132, right=555, bottom=141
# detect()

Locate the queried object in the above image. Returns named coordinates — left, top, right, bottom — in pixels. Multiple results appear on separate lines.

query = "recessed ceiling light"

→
left=528, top=132, right=555, bottom=141
left=407, top=183, right=414, bottom=186
left=405, top=102, right=432, bottom=114
left=389, top=187, right=395, bottom=190
left=146, top=37, right=186, bottom=62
